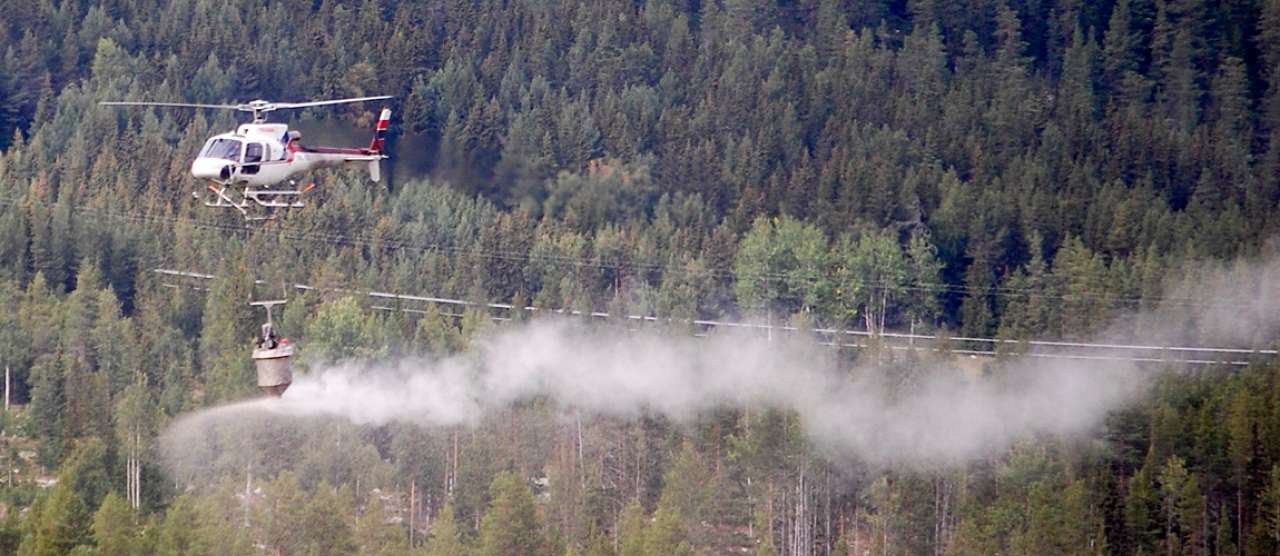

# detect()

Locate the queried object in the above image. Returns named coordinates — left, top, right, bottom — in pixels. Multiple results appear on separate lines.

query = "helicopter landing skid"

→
left=246, top=189, right=306, bottom=209
left=199, top=182, right=311, bottom=220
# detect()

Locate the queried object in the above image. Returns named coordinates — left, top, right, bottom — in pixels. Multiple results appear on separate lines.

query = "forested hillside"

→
left=2, top=0, right=1280, bottom=554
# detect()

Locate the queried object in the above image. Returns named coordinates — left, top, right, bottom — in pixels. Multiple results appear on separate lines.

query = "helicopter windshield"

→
left=200, top=138, right=242, bottom=161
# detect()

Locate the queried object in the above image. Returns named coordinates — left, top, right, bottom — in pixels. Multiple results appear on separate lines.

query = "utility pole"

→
left=409, top=479, right=417, bottom=548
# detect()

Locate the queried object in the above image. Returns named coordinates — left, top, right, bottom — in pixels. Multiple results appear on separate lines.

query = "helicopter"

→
left=100, top=96, right=393, bottom=220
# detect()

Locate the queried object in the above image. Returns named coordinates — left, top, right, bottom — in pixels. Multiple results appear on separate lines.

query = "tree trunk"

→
left=1238, top=489, right=1243, bottom=556
left=410, top=479, right=416, bottom=547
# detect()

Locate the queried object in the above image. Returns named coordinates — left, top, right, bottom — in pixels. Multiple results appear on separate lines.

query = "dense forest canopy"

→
left=1, top=0, right=1280, bottom=554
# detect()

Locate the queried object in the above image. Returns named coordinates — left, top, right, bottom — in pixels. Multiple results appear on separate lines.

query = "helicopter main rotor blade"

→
left=99, top=100, right=241, bottom=110
left=272, top=95, right=394, bottom=110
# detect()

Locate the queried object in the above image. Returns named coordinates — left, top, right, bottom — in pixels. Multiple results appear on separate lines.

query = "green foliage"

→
left=478, top=471, right=547, bottom=556
left=55, top=439, right=112, bottom=517
left=0, top=509, right=21, bottom=556
left=298, top=483, right=357, bottom=555
left=834, top=230, right=908, bottom=333
left=305, top=296, right=385, bottom=362
left=260, top=471, right=310, bottom=556
left=733, top=216, right=830, bottom=316
left=643, top=503, right=692, bottom=556
left=616, top=500, right=646, bottom=556
left=1255, top=465, right=1280, bottom=554
left=154, top=494, right=200, bottom=556
left=415, top=304, right=464, bottom=356
left=1157, top=455, right=1202, bottom=553
left=3, top=1, right=1280, bottom=555
left=354, top=494, right=407, bottom=555
left=655, top=444, right=715, bottom=528
left=424, top=502, right=467, bottom=556
left=91, top=492, right=136, bottom=555
left=24, top=483, right=91, bottom=556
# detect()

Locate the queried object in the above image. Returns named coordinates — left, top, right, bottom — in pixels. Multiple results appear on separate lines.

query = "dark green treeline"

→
left=2, top=0, right=1280, bottom=554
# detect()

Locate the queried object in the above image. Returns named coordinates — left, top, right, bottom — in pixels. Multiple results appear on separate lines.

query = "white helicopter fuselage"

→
left=101, top=96, right=392, bottom=219
left=190, top=121, right=385, bottom=187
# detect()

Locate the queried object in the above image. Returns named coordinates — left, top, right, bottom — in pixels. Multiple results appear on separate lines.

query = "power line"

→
left=153, top=268, right=1278, bottom=366
left=9, top=189, right=1271, bottom=365
left=0, top=193, right=1267, bottom=310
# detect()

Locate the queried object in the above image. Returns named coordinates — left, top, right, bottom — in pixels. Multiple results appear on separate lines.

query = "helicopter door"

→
left=243, top=142, right=264, bottom=175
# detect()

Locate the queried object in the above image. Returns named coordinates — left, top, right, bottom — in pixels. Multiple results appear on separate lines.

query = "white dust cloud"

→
left=161, top=248, right=1280, bottom=473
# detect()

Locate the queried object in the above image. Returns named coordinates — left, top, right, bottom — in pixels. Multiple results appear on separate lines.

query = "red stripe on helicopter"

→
left=370, top=108, right=391, bottom=151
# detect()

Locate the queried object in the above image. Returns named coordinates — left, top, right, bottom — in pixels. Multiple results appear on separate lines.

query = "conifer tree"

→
left=92, top=492, right=136, bottom=555
left=478, top=471, right=547, bottom=556
left=643, top=502, right=692, bottom=556
left=27, top=483, right=91, bottom=555
left=616, top=500, right=647, bottom=556
left=424, top=502, right=467, bottom=556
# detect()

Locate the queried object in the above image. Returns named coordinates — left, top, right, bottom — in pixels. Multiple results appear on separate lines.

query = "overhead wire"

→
left=7, top=190, right=1277, bottom=364
left=148, top=268, right=1278, bottom=365
left=0, top=190, right=1268, bottom=311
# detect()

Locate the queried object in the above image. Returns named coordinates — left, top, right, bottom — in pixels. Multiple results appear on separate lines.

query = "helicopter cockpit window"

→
left=242, top=143, right=264, bottom=175
left=244, top=143, right=263, bottom=164
left=201, top=138, right=242, bottom=161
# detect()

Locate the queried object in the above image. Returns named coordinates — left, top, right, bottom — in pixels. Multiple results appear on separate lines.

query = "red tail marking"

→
left=369, top=107, right=391, bottom=152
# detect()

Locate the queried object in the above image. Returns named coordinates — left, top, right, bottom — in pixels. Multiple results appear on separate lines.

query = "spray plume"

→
left=161, top=248, right=1280, bottom=476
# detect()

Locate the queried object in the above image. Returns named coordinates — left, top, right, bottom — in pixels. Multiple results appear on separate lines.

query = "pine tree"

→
left=355, top=494, right=407, bottom=555
left=643, top=502, right=693, bottom=556
left=28, top=482, right=92, bottom=555
left=655, top=443, right=715, bottom=540
left=1152, top=0, right=1202, bottom=132
left=1261, top=0, right=1280, bottom=134
left=478, top=471, right=548, bottom=556
left=91, top=287, right=138, bottom=399
left=299, top=483, right=357, bottom=555
left=155, top=494, right=210, bottom=556
left=1254, top=465, right=1280, bottom=554
left=92, top=492, right=136, bottom=555
left=425, top=501, right=467, bottom=556
left=1101, top=0, right=1147, bottom=105
left=415, top=303, right=463, bottom=356
left=1225, top=382, right=1258, bottom=550
left=1058, top=23, right=1098, bottom=138
left=1125, top=460, right=1159, bottom=553
left=198, top=260, right=257, bottom=403
left=616, top=500, right=647, bottom=556
left=959, top=241, right=996, bottom=339
left=582, top=527, right=615, bottom=556
left=259, top=471, right=309, bottom=556
left=1158, top=455, right=1203, bottom=553
left=1054, top=236, right=1111, bottom=339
